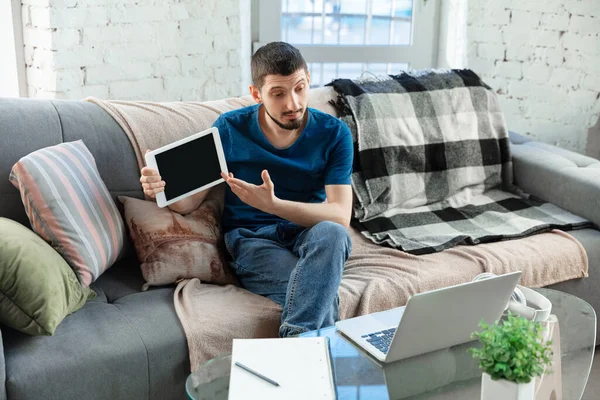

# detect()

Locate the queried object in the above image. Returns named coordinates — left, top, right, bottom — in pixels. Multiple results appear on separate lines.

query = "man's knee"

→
left=309, top=221, right=351, bottom=252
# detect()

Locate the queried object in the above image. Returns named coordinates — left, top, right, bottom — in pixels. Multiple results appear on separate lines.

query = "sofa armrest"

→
left=510, top=135, right=600, bottom=228
left=0, top=330, right=6, bottom=400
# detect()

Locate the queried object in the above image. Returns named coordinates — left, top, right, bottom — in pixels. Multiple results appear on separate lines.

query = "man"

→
left=140, top=42, right=353, bottom=337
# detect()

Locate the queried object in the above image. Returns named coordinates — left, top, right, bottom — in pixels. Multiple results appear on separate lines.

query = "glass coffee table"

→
left=186, top=288, right=596, bottom=399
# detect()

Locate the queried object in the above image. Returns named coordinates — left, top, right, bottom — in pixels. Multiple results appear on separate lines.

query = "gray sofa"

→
left=0, top=96, right=599, bottom=400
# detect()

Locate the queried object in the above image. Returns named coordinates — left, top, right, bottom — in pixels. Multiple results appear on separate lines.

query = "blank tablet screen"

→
left=155, top=134, right=222, bottom=201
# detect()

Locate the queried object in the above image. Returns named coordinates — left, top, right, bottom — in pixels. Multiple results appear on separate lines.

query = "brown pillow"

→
left=118, top=188, right=236, bottom=291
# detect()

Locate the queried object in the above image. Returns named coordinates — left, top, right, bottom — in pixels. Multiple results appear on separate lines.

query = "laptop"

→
left=335, top=271, right=522, bottom=363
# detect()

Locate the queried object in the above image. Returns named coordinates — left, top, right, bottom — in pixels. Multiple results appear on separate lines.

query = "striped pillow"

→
left=9, top=140, right=126, bottom=287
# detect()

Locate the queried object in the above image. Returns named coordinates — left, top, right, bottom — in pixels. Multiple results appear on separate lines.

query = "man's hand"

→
left=221, top=170, right=278, bottom=214
left=140, top=150, right=165, bottom=199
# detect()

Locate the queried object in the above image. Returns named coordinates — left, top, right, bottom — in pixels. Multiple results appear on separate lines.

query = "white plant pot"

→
left=481, top=372, right=535, bottom=400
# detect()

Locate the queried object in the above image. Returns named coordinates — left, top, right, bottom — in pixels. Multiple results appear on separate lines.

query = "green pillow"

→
left=0, top=218, right=96, bottom=335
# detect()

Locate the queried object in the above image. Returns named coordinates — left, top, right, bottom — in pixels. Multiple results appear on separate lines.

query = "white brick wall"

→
left=22, top=0, right=251, bottom=101
left=468, top=0, right=600, bottom=154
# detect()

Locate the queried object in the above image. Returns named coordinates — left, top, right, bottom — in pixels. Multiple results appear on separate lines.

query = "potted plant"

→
left=469, top=312, right=554, bottom=400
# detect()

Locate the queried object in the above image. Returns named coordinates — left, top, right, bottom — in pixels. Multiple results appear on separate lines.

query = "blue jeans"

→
left=224, top=221, right=352, bottom=337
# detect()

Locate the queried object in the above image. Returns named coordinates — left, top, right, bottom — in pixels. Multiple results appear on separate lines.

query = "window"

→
left=255, top=0, right=440, bottom=86
left=308, top=62, right=409, bottom=87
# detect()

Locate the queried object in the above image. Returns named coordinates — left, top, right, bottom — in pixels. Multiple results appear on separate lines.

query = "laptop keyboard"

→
left=361, top=328, right=397, bottom=354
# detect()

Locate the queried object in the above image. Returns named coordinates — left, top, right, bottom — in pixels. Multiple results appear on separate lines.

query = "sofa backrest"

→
left=0, top=98, right=141, bottom=227
left=0, top=87, right=339, bottom=227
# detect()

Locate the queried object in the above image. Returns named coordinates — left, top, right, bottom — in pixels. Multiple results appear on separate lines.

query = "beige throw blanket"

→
left=87, top=96, right=589, bottom=373
left=175, top=228, right=587, bottom=372
left=85, top=96, right=255, bottom=171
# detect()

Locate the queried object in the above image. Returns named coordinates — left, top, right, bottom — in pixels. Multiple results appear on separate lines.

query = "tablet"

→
left=144, top=127, right=228, bottom=208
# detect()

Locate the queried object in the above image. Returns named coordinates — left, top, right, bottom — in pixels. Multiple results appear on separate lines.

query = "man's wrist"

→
left=269, top=197, right=284, bottom=215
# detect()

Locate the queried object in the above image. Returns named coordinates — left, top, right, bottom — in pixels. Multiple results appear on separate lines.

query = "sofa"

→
left=1, top=88, right=599, bottom=400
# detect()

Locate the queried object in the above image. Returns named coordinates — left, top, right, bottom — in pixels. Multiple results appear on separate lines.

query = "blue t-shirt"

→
left=213, top=104, right=353, bottom=233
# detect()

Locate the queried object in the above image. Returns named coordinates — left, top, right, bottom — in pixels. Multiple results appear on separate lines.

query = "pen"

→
left=234, top=361, right=280, bottom=387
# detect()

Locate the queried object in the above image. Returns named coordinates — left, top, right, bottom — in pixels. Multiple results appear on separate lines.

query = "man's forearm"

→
left=270, top=199, right=350, bottom=228
left=167, top=189, right=209, bottom=215
left=167, top=197, right=196, bottom=215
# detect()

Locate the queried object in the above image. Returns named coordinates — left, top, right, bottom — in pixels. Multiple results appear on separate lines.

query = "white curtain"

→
left=436, top=0, right=469, bottom=69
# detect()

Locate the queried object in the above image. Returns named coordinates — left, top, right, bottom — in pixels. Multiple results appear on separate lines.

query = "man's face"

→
left=254, top=69, right=310, bottom=130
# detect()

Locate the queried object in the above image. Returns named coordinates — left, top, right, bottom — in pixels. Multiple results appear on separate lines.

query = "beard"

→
left=264, top=106, right=305, bottom=130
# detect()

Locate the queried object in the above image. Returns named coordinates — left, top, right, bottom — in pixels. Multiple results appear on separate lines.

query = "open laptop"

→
left=335, top=271, right=522, bottom=363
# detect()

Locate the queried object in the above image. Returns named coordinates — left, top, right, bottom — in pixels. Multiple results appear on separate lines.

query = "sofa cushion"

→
left=90, top=257, right=147, bottom=302
left=549, top=227, right=600, bottom=342
left=0, top=330, right=5, bottom=400
left=3, top=301, right=151, bottom=400
left=88, top=255, right=185, bottom=304
left=119, top=190, right=236, bottom=291
left=9, top=140, right=127, bottom=287
left=0, top=218, right=95, bottom=335
left=113, top=289, right=189, bottom=400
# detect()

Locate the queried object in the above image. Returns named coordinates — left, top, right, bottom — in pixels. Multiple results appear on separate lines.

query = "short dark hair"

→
left=251, top=42, right=308, bottom=89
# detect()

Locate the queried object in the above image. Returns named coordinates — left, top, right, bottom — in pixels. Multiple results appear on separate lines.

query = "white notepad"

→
left=228, top=337, right=336, bottom=400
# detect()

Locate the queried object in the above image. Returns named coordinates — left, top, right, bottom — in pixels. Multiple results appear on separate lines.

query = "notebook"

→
left=228, top=337, right=336, bottom=400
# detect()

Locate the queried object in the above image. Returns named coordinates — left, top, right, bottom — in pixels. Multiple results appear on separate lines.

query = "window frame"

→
left=1, top=0, right=27, bottom=97
left=254, top=0, right=441, bottom=70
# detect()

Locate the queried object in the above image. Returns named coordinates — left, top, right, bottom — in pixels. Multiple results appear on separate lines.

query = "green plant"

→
left=469, top=312, right=553, bottom=384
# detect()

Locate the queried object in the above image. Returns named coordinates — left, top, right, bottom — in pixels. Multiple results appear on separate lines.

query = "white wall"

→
left=16, top=0, right=600, bottom=154
left=22, top=0, right=251, bottom=101
left=467, top=0, right=600, bottom=154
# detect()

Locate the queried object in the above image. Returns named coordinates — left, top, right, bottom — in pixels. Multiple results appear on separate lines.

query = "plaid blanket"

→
left=329, top=69, right=591, bottom=254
